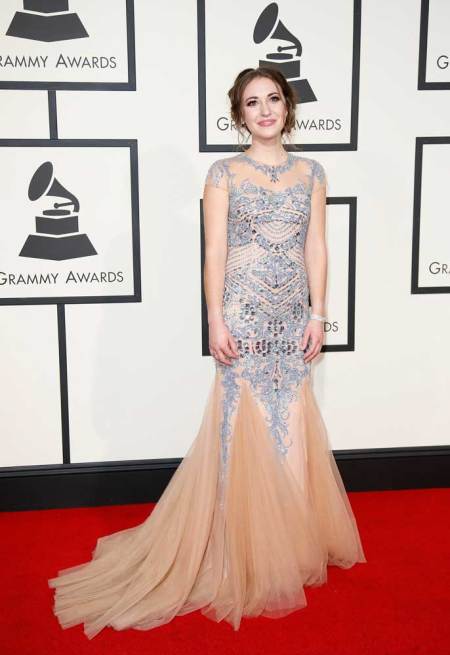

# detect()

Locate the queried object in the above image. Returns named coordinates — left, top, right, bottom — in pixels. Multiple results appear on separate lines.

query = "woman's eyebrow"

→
left=244, top=92, right=279, bottom=101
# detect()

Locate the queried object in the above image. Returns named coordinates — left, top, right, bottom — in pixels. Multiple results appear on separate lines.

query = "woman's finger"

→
left=301, top=330, right=310, bottom=351
left=305, top=340, right=322, bottom=362
left=222, top=342, right=237, bottom=359
left=229, top=336, right=239, bottom=357
left=215, top=346, right=233, bottom=366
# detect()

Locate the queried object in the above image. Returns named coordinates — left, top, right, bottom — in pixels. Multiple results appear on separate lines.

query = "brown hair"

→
left=227, top=67, right=299, bottom=152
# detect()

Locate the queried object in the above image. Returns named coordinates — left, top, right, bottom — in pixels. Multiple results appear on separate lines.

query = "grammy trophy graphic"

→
left=6, top=0, right=88, bottom=43
left=254, top=2, right=316, bottom=104
left=19, top=161, right=97, bottom=261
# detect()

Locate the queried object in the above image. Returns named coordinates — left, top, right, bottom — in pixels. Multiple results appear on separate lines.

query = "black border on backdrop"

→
left=200, top=196, right=357, bottom=353
left=0, top=138, right=142, bottom=305
left=418, top=0, right=450, bottom=91
left=1, top=445, right=449, bottom=511
left=197, top=0, right=362, bottom=152
left=0, top=0, right=136, bottom=91
left=411, top=136, right=450, bottom=294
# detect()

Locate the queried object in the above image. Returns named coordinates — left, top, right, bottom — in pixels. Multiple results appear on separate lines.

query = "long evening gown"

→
left=48, top=151, right=366, bottom=639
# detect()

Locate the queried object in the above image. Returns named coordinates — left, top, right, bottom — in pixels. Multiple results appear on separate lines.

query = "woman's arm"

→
left=202, top=161, right=239, bottom=365
left=302, top=160, right=328, bottom=362
left=305, top=160, right=327, bottom=315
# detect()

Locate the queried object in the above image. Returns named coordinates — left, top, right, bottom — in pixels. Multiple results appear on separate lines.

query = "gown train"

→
left=48, top=372, right=366, bottom=639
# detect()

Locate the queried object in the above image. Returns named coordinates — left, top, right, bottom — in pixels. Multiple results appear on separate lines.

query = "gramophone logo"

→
left=254, top=2, right=316, bottom=104
left=6, top=0, right=88, bottom=43
left=19, top=161, right=97, bottom=261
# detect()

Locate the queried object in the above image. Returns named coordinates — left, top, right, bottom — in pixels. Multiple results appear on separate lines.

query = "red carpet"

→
left=0, top=488, right=448, bottom=655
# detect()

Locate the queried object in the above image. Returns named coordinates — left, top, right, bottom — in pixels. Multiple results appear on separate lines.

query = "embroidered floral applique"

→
left=204, top=155, right=326, bottom=481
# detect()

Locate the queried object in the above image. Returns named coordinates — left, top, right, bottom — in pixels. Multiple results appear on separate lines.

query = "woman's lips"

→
left=258, top=120, right=276, bottom=126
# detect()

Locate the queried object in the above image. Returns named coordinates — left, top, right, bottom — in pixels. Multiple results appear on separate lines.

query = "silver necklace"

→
left=239, top=151, right=295, bottom=183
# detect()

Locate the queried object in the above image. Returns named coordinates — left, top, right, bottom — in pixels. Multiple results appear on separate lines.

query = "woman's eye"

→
left=246, top=96, right=279, bottom=106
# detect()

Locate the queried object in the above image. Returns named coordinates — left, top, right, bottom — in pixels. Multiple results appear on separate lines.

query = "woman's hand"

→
left=301, top=319, right=324, bottom=363
left=209, top=318, right=239, bottom=366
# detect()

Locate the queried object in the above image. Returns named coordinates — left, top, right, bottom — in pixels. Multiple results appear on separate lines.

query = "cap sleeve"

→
left=311, top=159, right=327, bottom=193
left=204, top=159, right=229, bottom=192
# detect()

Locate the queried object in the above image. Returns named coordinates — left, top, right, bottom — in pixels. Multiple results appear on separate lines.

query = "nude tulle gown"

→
left=48, top=152, right=366, bottom=639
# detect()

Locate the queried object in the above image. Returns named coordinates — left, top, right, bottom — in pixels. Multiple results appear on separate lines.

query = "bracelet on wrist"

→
left=310, top=312, right=326, bottom=322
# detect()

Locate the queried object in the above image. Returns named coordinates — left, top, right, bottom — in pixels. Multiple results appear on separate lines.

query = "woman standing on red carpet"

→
left=48, top=67, right=366, bottom=639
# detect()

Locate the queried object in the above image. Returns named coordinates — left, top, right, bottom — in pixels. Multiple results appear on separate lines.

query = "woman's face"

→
left=240, top=76, right=287, bottom=140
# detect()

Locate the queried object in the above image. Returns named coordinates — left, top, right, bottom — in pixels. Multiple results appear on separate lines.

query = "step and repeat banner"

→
left=0, top=0, right=135, bottom=89
left=0, top=141, right=140, bottom=303
left=0, top=0, right=449, bottom=473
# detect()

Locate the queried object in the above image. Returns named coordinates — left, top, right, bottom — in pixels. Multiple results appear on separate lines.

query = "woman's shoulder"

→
left=293, top=154, right=325, bottom=173
left=204, top=155, right=240, bottom=189
left=293, top=154, right=326, bottom=185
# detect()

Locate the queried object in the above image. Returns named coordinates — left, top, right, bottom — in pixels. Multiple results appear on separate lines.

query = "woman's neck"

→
left=244, top=143, right=287, bottom=165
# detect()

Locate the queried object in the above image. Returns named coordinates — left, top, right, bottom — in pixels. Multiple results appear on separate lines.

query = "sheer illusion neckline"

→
left=232, top=152, right=310, bottom=196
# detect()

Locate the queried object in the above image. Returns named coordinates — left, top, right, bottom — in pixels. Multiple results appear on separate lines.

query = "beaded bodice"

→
left=205, top=152, right=325, bottom=347
left=204, top=152, right=327, bottom=467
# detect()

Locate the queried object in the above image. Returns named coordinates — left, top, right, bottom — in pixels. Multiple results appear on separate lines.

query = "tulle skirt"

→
left=48, top=371, right=366, bottom=639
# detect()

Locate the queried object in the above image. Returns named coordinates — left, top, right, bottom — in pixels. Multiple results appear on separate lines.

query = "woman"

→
left=48, top=67, right=366, bottom=639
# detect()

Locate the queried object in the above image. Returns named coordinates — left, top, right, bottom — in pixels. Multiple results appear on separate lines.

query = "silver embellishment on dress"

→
left=203, top=155, right=326, bottom=482
left=238, top=151, right=296, bottom=183
left=205, top=159, right=226, bottom=187
left=311, top=159, right=326, bottom=187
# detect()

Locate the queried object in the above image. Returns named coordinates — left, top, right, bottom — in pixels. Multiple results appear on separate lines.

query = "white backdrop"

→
left=0, top=0, right=449, bottom=469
